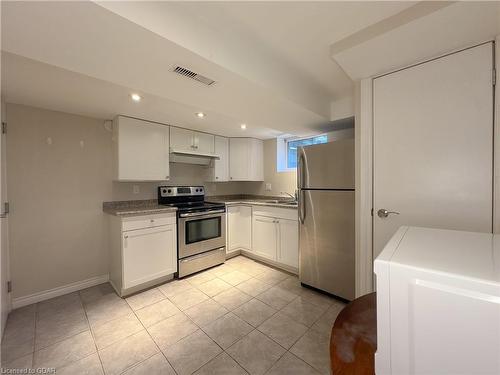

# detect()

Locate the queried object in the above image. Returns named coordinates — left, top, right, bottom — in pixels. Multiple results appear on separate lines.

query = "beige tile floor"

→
left=1, top=255, right=346, bottom=375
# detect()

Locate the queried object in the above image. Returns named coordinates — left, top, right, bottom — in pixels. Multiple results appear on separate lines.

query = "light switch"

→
left=265, top=183, right=272, bottom=191
left=133, top=185, right=140, bottom=194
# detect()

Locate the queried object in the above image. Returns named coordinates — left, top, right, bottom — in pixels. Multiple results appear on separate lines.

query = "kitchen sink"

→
left=261, top=199, right=297, bottom=206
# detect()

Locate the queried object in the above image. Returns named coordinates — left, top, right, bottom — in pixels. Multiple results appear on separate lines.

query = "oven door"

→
left=178, top=209, right=226, bottom=259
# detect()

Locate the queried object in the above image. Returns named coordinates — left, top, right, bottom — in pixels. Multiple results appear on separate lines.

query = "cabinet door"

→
left=229, top=138, right=249, bottom=181
left=213, top=136, right=229, bottom=182
left=194, top=132, right=215, bottom=154
left=239, top=206, right=252, bottom=250
left=170, top=127, right=194, bottom=152
left=115, top=116, right=169, bottom=181
left=278, top=218, right=299, bottom=268
left=249, top=139, right=264, bottom=181
left=252, top=215, right=277, bottom=260
left=227, top=205, right=252, bottom=254
left=227, top=206, right=241, bottom=253
left=122, top=224, right=177, bottom=289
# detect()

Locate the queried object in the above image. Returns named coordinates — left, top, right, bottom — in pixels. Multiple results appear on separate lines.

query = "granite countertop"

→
left=103, top=194, right=298, bottom=217
left=207, top=195, right=298, bottom=209
left=103, top=199, right=177, bottom=216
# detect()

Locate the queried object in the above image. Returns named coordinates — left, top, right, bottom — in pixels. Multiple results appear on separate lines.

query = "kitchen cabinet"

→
left=108, top=212, right=177, bottom=296
left=229, top=138, right=264, bottom=181
left=277, top=218, right=299, bottom=268
left=170, top=127, right=214, bottom=154
left=227, top=205, right=252, bottom=255
left=113, top=116, right=169, bottom=181
left=252, top=215, right=277, bottom=260
left=208, top=136, right=229, bottom=182
left=250, top=206, right=299, bottom=269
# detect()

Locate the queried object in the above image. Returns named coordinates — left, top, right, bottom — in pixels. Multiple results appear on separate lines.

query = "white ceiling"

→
left=2, top=52, right=283, bottom=139
left=2, top=1, right=498, bottom=139
left=97, top=1, right=414, bottom=106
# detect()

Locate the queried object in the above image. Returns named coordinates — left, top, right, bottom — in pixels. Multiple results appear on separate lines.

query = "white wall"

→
left=6, top=104, right=247, bottom=300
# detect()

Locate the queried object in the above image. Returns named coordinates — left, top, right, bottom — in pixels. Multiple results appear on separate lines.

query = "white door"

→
left=252, top=215, right=277, bottom=260
left=170, top=127, right=194, bottom=152
left=213, top=136, right=229, bottom=182
left=122, top=225, right=177, bottom=289
left=373, top=43, right=494, bottom=258
left=277, top=218, right=298, bottom=268
left=116, top=117, right=169, bottom=181
left=0, top=102, right=9, bottom=335
left=193, top=132, right=214, bottom=154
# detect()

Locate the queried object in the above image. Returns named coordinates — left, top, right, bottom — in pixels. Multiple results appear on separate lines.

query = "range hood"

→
left=169, top=148, right=220, bottom=166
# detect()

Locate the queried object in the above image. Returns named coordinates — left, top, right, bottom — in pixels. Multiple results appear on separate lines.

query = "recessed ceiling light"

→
left=240, top=124, right=247, bottom=130
left=131, top=93, right=141, bottom=102
left=196, top=112, right=205, bottom=118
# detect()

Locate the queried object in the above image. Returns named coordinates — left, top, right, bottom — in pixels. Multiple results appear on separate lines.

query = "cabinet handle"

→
left=215, top=176, right=219, bottom=180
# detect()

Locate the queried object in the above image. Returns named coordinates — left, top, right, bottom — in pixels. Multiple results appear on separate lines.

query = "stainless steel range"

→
left=158, top=186, right=226, bottom=277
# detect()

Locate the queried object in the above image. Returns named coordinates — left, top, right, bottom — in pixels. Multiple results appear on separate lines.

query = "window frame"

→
left=285, top=134, right=328, bottom=169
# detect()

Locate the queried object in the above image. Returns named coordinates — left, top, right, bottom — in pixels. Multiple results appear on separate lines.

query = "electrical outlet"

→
left=133, top=185, right=140, bottom=194
left=265, top=183, right=272, bottom=191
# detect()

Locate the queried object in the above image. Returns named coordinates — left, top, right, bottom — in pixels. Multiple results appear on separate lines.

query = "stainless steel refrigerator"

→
left=298, top=139, right=355, bottom=301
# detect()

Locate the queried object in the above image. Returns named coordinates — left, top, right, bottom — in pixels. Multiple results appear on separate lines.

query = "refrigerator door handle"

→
left=297, top=149, right=306, bottom=189
left=299, top=189, right=306, bottom=224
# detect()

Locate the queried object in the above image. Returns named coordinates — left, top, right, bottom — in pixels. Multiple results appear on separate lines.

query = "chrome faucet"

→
left=281, top=191, right=298, bottom=202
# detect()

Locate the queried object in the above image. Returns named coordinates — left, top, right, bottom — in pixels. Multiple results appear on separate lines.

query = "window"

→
left=286, top=135, right=328, bottom=168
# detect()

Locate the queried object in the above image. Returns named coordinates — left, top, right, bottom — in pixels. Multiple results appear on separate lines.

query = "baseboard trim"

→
left=240, top=250, right=298, bottom=275
left=12, top=274, right=109, bottom=309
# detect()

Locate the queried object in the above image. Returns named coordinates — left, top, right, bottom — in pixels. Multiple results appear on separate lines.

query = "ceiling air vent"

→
left=172, top=66, right=216, bottom=86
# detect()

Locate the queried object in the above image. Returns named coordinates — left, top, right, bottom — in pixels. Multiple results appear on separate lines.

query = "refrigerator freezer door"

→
left=299, top=189, right=355, bottom=300
left=298, top=139, right=354, bottom=190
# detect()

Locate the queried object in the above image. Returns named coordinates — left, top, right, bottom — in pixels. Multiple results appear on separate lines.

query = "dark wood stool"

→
left=330, top=292, right=377, bottom=375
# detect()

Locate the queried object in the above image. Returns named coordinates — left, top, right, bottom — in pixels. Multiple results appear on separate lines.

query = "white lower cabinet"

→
left=109, top=212, right=177, bottom=296
left=252, top=215, right=278, bottom=260
left=277, top=218, right=299, bottom=268
left=227, top=205, right=252, bottom=255
left=250, top=207, right=299, bottom=270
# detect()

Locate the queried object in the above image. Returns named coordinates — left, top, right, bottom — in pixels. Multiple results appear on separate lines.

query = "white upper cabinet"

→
left=210, top=136, right=229, bottom=182
left=169, top=127, right=193, bottom=152
left=113, top=116, right=169, bottom=181
left=229, top=138, right=264, bottom=181
left=170, top=127, right=214, bottom=155
left=194, top=132, right=215, bottom=154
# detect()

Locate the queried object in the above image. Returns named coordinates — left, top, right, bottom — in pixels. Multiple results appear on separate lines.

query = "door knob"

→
left=377, top=209, right=400, bottom=218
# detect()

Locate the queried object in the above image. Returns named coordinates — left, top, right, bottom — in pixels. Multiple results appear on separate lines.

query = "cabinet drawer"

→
left=122, top=213, right=176, bottom=231
left=252, top=206, right=298, bottom=221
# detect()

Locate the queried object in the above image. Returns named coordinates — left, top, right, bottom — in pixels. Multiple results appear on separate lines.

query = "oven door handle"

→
left=179, top=209, right=225, bottom=218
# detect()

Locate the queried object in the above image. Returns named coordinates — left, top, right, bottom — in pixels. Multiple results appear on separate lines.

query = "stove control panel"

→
left=159, top=186, right=204, bottom=197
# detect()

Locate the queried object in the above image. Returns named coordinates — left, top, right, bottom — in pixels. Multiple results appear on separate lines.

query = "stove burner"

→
left=157, top=186, right=225, bottom=214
